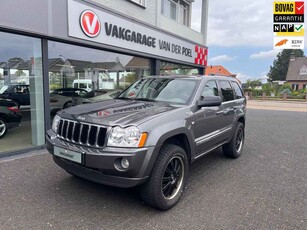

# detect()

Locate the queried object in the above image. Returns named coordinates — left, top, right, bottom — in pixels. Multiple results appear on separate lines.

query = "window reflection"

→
left=48, top=42, right=150, bottom=114
left=0, top=31, right=44, bottom=153
left=160, top=61, right=199, bottom=75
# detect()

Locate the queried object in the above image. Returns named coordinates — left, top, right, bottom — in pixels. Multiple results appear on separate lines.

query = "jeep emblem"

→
left=77, top=116, right=86, bottom=121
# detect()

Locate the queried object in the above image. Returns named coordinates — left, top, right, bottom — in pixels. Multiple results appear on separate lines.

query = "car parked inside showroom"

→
left=0, top=99, right=22, bottom=138
left=72, top=89, right=121, bottom=106
left=0, top=84, right=30, bottom=107
left=50, top=88, right=88, bottom=113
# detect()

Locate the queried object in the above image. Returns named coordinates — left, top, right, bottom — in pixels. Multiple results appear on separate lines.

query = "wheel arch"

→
left=237, top=116, right=245, bottom=126
left=141, top=129, right=194, bottom=178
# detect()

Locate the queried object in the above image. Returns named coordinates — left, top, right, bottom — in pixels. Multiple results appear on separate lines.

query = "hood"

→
left=58, top=99, right=179, bottom=126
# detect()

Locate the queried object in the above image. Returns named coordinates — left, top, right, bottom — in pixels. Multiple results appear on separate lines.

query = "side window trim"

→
left=231, top=81, right=244, bottom=100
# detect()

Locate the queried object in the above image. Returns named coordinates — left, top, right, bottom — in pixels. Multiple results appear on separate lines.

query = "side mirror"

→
left=197, top=96, right=222, bottom=108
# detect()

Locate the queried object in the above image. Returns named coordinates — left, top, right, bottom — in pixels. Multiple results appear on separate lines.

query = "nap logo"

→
left=273, top=24, right=296, bottom=32
left=80, top=10, right=101, bottom=38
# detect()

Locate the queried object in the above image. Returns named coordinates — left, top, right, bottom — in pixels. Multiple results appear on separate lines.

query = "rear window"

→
left=0, top=85, right=8, bottom=94
left=231, top=81, right=244, bottom=99
left=219, top=80, right=234, bottom=102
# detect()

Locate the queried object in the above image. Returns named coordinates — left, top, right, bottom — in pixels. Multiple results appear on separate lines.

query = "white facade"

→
left=93, top=0, right=207, bottom=45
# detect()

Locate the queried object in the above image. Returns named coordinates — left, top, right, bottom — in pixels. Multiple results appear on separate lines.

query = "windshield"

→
left=117, top=78, right=198, bottom=105
left=0, top=85, right=8, bottom=94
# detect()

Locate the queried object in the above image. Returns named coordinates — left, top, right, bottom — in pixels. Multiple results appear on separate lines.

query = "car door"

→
left=217, top=80, right=236, bottom=141
left=191, top=80, right=226, bottom=156
left=22, top=85, right=30, bottom=105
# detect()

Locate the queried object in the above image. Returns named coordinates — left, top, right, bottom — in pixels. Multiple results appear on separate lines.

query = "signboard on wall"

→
left=67, top=0, right=207, bottom=66
left=273, top=1, right=304, bottom=49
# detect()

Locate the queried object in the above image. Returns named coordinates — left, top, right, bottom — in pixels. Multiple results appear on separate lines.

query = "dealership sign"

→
left=68, top=0, right=207, bottom=66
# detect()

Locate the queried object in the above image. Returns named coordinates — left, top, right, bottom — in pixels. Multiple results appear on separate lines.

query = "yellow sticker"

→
left=274, top=2, right=296, bottom=14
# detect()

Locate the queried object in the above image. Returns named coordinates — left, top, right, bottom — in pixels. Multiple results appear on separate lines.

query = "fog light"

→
left=121, top=158, right=129, bottom=169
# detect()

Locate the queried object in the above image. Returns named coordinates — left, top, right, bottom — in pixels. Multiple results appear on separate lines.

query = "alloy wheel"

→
left=162, top=156, right=184, bottom=200
left=0, top=120, right=6, bottom=137
left=235, top=127, right=244, bottom=152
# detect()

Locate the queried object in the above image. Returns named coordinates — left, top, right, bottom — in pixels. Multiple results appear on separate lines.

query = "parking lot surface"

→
left=0, top=109, right=306, bottom=230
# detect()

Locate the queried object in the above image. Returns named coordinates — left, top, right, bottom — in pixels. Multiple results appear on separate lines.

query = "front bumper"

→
left=46, top=130, right=154, bottom=188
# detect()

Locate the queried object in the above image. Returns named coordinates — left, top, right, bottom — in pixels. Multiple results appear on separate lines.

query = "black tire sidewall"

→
left=141, top=144, right=189, bottom=210
left=231, top=123, right=245, bottom=158
left=159, top=150, right=188, bottom=206
left=223, top=122, right=245, bottom=158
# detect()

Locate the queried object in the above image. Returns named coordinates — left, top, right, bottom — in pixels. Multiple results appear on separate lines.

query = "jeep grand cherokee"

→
left=46, top=76, right=246, bottom=210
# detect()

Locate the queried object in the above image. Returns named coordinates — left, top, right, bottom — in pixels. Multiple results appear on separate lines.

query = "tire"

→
left=0, top=117, right=8, bottom=138
left=140, top=144, right=188, bottom=210
left=63, top=101, right=72, bottom=109
left=222, top=122, right=245, bottom=158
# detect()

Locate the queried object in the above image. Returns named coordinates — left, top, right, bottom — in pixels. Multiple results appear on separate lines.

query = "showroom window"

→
left=0, top=31, right=44, bottom=153
left=160, top=61, right=200, bottom=75
left=48, top=41, right=150, bottom=115
left=162, top=0, right=191, bottom=26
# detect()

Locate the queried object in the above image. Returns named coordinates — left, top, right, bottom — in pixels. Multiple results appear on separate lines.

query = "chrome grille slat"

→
left=95, top=126, right=100, bottom=147
left=71, top=122, right=76, bottom=143
left=79, top=124, right=84, bottom=144
left=87, top=125, right=91, bottom=146
left=65, top=121, right=70, bottom=140
left=56, top=118, right=107, bottom=148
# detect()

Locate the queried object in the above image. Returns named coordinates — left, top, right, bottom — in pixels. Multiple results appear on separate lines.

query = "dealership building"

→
left=0, top=0, right=208, bottom=155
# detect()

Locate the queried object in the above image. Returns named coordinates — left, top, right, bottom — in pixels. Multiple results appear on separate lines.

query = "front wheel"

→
left=63, top=101, right=72, bottom=109
left=222, top=122, right=245, bottom=158
left=0, top=118, right=8, bottom=138
left=140, top=144, right=188, bottom=210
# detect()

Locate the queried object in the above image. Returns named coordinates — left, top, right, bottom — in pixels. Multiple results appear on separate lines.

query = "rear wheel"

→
left=0, top=118, right=8, bottom=138
left=140, top=144, right=188, bottom=210
left=223, top=122, right=245, bottom=158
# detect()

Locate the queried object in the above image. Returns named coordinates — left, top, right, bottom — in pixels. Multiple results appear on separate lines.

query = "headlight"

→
left=52, top=115, right=61, bottom=133
left=107, top=126, right=147, bottom=148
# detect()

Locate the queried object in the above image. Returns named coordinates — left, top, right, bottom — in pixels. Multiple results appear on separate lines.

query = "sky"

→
left=192, top=0, right=307, bottom=83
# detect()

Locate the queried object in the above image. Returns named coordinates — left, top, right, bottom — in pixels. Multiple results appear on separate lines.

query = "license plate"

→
left=54, top=146, right=82, bottom=164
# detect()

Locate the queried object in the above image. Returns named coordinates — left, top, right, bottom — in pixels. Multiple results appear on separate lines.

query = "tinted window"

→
left=219, top=80, right=234, bottom=102
left=200, top=80, right=218, bottom=100
left=231, top=82, right=244, bottom=99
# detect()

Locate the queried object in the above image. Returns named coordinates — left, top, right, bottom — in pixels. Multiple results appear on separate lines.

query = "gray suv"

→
left=46, top=76, right=246, bottom=210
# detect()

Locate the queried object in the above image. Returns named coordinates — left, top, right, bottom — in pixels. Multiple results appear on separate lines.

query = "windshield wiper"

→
left=116, top=97, right=133, bottom=100
left=133, top=98, right=156, bottom=102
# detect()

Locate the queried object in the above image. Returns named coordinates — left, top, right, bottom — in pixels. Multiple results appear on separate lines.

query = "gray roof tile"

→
left=286, top=57, right=307, bottom=81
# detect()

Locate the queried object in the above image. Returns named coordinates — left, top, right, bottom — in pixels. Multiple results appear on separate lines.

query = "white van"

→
left=72, top=79, right=93, bottom=92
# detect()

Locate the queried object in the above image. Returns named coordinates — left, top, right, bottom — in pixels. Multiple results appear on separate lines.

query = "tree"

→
left=246, top=79, right=261, bottom=89
left=268, top=49, right=304, bottom=81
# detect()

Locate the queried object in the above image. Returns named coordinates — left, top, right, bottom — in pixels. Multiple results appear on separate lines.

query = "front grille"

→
left=57, top=118, right=107, bottom=148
